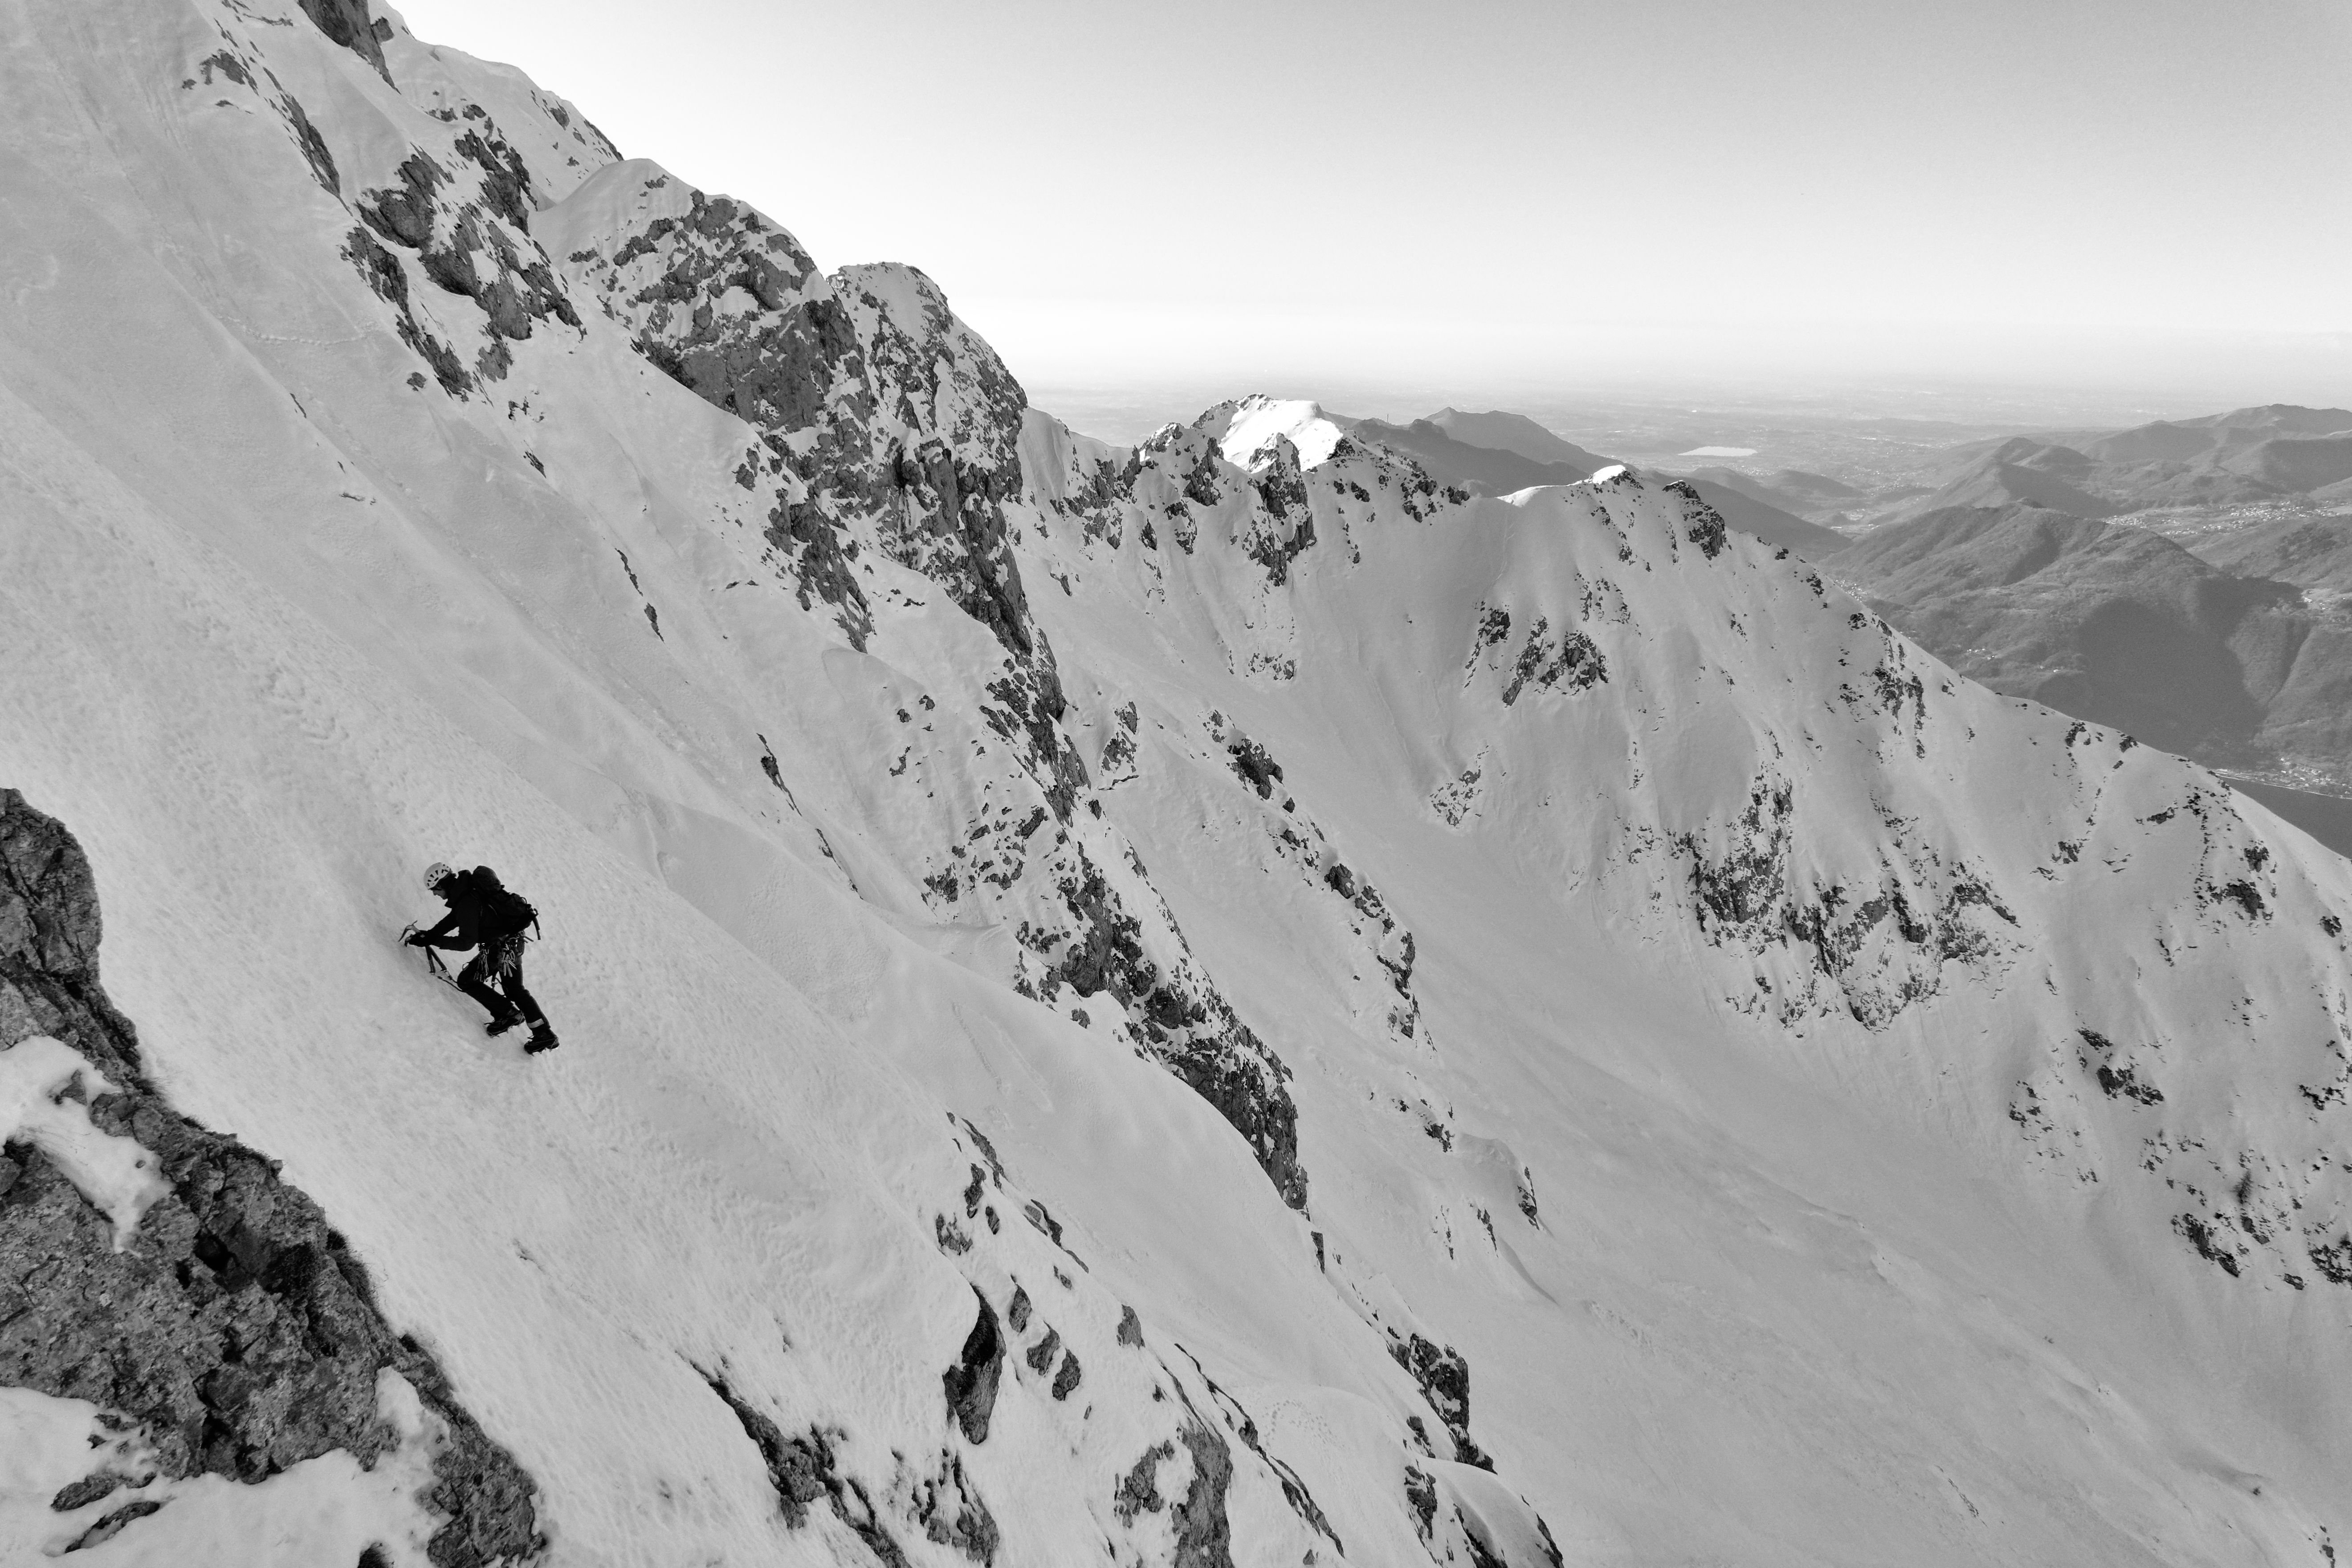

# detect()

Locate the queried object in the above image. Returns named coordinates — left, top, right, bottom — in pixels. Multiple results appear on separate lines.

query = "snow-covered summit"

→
left=1194, top=394, right=1350, bottom=471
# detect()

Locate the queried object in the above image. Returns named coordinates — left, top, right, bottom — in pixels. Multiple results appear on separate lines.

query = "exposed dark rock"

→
left=1005, top=1286, right=1030, bottom=1334
left=357, top=151, right=442, bottom=251
left=571, top=187, right=1311, bottom=1211
left=940, top=1289, right=1003, bottom=1444
left=0, top=790, right=541, bottom=1567
left=2213, top=879, right=2268, bottom=920
left=1158, top=1020, right=1306, bottom=1212
left=1500, top=618, right=1606, bottom=705
left=282, top=98, right=338, bottom=196
left=452, top=131, right=530, bottom=232
left=1169, top=1343, right=1343, bottom=1554
left=1403, top=1464, right=1437, bottom=1541
left=1024, top=1326, right=1061, bottom=1376
left=1050, top=1350, right=1081, bottom=1401
left=67, top=1498, right=166, bottom=1552
left=1116, top=1306, right=1143, bottom=1347
left=912, top=1450, right=999, bottom=1565
left=1020, top=1198, right=1066, bottom=1251
left=1226, top=737, right=1284, bottom=799
left=1665, top=480, right=1730, bottom=558
left=1110, top=1422, right=1235, bottom=1568
left=1460, top=1516, right=1508, bottom=1568
left=296, top=0, right=391, bottom=81
left=1243, top=439, right=1317, bottom=586
left=340, top=227, right=471, bottom=398
left=1390, top=1334, right=1491, bottom=1470
left=357, top=145, right=575, bottom=371
left=701, top=1371, right=934, bottom=1564
left=697, top=1370, right=831, bottom=1526
left=2174, top=1213, right=2242, bottom=1276
left=1112, top=1440, right=1173, bottom=1523
left=1680, top=773, right=2017, bottom=1028
left=51, top=1473, right=121, bottom=1511
left=1169, top=1420, right=1237, bottom=1568
left=1037, top=851, right=1306, bottom=1209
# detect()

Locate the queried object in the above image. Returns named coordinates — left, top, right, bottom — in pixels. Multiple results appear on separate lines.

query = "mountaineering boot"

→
left=524, top=1022, right=560, bottom=1054
left=485, top=1011, right=523, bottom=1038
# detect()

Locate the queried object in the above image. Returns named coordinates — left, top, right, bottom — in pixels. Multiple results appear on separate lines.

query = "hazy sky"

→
left=393, top=0, right=2351, bottom=411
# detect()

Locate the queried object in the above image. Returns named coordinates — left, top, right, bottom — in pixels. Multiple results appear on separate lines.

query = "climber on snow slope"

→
left=407, top=861, right=559, bottom=1053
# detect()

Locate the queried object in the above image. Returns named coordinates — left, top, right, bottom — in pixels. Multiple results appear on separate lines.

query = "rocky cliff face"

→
left=537, top=161, right=1310, bottom=1209
left=0, top=791, right=541, bottom=1565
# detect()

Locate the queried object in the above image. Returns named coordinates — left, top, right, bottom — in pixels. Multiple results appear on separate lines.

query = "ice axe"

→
left=399, top=923, right=464, bottom=993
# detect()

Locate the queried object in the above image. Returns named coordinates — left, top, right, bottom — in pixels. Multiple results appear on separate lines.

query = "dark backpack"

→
left=471, top=865, right=539, bottom=941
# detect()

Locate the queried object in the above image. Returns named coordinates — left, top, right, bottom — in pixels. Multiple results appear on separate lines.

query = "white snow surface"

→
left=0, top=2, right=2348, bottom=1566
left=0, top=1377, right=444, bottom=1565
left=0, top=1038, right=168, bottom=1246
left=1197, top=395, right=1350, bottom=471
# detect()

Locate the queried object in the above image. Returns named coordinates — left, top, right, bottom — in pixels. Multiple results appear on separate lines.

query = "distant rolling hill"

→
left=1836, top=504, right=2352, bottom=778
left=1682, top=464, right=1867, bottom=520
left=1364, top=411, right=1851, bottom=558
left=1346, top=415, right=1606, bottom=492
left=1423, top=406, right=1617, bottom=471
left=1879, top=405, right=2352, bottom=523
left=2190, top=513, right=2352, bottom=588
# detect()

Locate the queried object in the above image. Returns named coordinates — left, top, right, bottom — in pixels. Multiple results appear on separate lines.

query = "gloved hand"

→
left=404, top=932, right=428, bottom=947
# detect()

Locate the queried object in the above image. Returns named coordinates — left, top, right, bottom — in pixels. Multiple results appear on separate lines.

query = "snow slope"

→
left=2, top=2, right=2350, bottom=1565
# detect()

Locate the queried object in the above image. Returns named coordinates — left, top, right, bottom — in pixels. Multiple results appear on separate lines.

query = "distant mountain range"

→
left=1341, top=409, right=1851, bottom=557
left=1831, top=504, right=2350, bottom=774
left=1424, top=407, right=1614, bottom=469
left=1875, top=404, right=2352, bottom=523
left=2190, top=512, right=2352, bottom=589
left=1680, top=464, right=1867, bottom=519
left=1357, top=404, right=2352, bottom=800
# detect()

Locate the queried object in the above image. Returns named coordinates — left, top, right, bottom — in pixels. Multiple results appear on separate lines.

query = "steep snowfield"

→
left=2, top=1, right=2349, bottom=1565
left=1021, top=450, right=2352, bottom=1562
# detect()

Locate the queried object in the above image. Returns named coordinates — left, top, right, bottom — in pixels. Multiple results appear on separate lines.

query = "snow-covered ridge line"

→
left=538, top=157, right=1314, bottom=1210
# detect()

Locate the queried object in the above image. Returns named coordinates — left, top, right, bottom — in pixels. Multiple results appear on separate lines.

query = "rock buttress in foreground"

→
left=0, top=789, right=542, bottom=1566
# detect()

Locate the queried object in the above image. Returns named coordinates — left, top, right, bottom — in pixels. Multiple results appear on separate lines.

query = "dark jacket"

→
left=418, top=868, right=506, bottom=952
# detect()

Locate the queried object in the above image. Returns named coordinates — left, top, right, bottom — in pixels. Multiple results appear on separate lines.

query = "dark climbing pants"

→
left=457, top=934, right=543, bottom=1027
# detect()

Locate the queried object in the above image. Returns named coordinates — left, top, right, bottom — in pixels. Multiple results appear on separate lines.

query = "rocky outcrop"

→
left=940, top=1289, right=1004, bottom=1443
left=1678, top=772, right=2021, bottom=1030
left=354, top=141, right=579, bottom=392
left=1499, top=617, right=1605, bottom=705
left=1665, top=480, right=1729, bottom=558
left=1023, top=839, right=1307, bottom=1208
left=1113, top=1420, right=1236, bottom=1568
left=297, top=0, right=391, bottom=81
left=555, top=173, right=1052, bottom=682
left=549, top=170, right=1313, bottom=1209
left=1390, top=1334, right=1491, bottom=1470
left=0, top=790, right=541, bottom=1566
left=702, top=1368, right=991, bottom=1566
